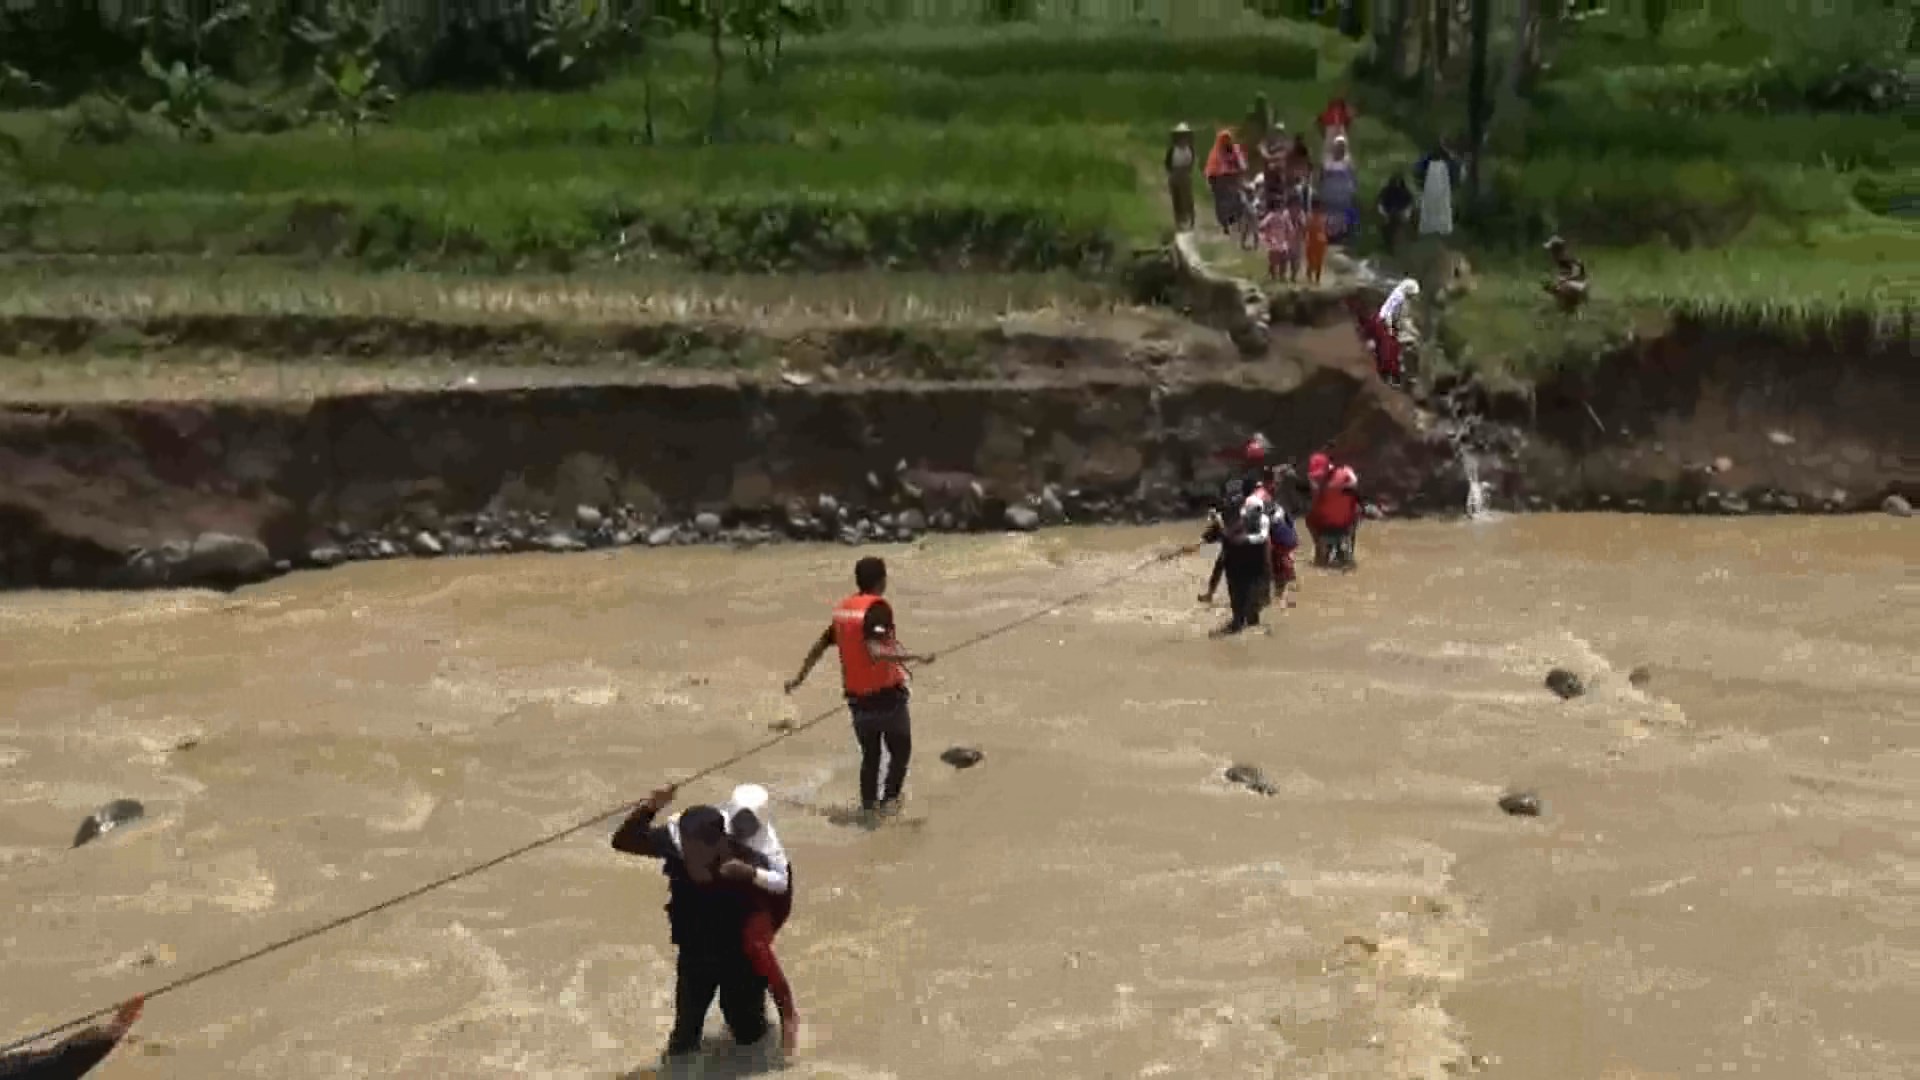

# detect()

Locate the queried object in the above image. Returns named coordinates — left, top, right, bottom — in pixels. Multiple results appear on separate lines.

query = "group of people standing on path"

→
left=1166, top=96, right=1358, bottom=284
left=613, top=555, right=931, bottom=1068
left=1199, top=435, right=1364, bottom=637
left=1165, top=95, right=1464, bottom=267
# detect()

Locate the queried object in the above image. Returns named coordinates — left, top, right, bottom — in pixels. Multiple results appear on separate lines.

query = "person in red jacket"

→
left=1308, top=461, right=1363, bottom=570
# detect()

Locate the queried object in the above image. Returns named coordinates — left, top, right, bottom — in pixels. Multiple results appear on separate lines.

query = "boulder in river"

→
left=1497, top=791, right=1542, bottom=817
left=694, top=512, right=723, bottom=537
left=306, top=545, right=346, bottom=568
left=575, top=505, right=604, bottom=530
left=939, top=747, right=984, bottom=769
left=537, top=531, right=586, bottom=553
left=73, top=798, right=146, bottom=848
left=1224, top=763, right=1277, bottom=796
left=1885, top=494, right=1912, bottom=518
left=1545, top=668, right=1586, bottom=700
left=1038, top=486, right=1068, bottom=525
left=1004, top=505, right=1041, bottom=532
left=1629, top=665, right=1653, bottom=689
left=646, top=525, right=678, bottom=547
left=410, top=531, right=444, bottom=557
left=176, top=532, right=273, bottom=586
left=897, top=508, right=928, bottom=534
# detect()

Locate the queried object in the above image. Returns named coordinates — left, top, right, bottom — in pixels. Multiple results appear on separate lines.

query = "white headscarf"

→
left=1377, top=278, right=1420, bottom=326
left=721, top=783, right=790, bottom=894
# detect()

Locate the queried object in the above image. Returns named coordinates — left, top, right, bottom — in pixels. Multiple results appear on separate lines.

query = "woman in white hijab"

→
left=1372, top=278, right=1421, bottom=386
left=722, top=783, right=799, bottom=1054
left=722, top=783, right=789, bottom=900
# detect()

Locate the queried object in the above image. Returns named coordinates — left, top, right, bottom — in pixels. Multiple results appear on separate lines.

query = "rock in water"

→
left=939, top=747, right=984, bottom=769
left=1038, top=486, right=1068, bottom=525
left=1004, top=506, right=1041, bottom=532
left=1497, top=791, right=1542, bottom=817
left=575, top=505, right=604, bottom=530
left=896, top=508, right=928, bottom=534
left=1545, top=668, right=1586, bottom=700
left=1629, top=665, right=1652, bottom=689
left=73, top=799, right=146, bottom=848
left=178, top=533, right=272, bottom=586
left=646, top=526, right=678, bottom=547
left=1224, top=763, right=1277, bottom=796
left=1885, top=495, right=1912, bottom=518
left=410, top=531, right=444, bottom=557
left=694, top=512, right=724, bottom=537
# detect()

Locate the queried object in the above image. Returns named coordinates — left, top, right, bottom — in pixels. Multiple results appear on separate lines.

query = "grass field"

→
left=0, top=263, right=1134, bottom=328
left=0, top=5, right=1910, bottom=385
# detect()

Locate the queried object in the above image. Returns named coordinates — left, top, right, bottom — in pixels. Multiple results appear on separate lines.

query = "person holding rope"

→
left=1208, top=472, right=1274, bottom=637
left=0, top=997, right=143, bottom=1079
left=611, top=785, right=796, bottom=1062
left=784, top=557, right=934, bottom=817
left=1199, top=434, right=1271, bottom=606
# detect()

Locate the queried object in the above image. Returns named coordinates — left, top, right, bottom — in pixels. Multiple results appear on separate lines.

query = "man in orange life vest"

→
left=784, top=557, right=935, bottom=815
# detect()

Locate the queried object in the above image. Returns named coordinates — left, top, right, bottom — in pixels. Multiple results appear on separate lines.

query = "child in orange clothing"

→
left=1304, top=198, right=1330, bottom=285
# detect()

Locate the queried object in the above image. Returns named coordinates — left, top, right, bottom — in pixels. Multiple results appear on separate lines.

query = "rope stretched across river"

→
left=1, top=538, right=1201, bottom=1056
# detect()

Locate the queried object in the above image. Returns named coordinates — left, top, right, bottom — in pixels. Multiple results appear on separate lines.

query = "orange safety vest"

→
left=833, top=593, right=907, bottom=697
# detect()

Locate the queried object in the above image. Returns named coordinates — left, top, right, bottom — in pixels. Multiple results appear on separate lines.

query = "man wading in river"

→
left=785, top=557, right=935, bottom=816
left=612, top=785, right=796, bottom=1062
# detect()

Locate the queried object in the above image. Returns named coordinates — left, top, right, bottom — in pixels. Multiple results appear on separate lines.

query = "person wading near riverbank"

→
left=1199, top=435, right=1271, bottom=605
left=785, top=557, right=934, bottom=816
left=1307, top=457, right=1363, bottom=570
left=721, top=783, right=799, bottom=1055
left=611, top=786, right=790, bottom=1063
left=1165, top=123, right=1197, bottom=232
left=1209, top=474, right=1273, bottom=637
left=1, top=998, right=143, bottom=1079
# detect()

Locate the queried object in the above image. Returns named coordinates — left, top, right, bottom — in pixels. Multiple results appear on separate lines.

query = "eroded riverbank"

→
left=1, top=518, right=1914, bottom=1078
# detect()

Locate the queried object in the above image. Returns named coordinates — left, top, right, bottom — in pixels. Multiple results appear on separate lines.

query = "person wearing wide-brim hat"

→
left=1165, top=122, right=1198, bottom=232
left=1542, top=235, right=1589, bottom=313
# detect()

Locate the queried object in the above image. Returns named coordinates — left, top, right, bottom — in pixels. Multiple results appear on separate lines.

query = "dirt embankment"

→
left=1492, top=313, right=1916, bottom=513
left=0, top=307, right=1909, bottom=591
left=0, top=321, right=1449, bottom=589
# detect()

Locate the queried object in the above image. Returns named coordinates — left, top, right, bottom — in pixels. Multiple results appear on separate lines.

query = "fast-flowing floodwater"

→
left=1, top=517, right=1914, bottom=1079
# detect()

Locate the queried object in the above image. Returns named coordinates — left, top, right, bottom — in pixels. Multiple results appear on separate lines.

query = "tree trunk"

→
left=1417, top=0, right=1435, bottom=92
left=1464, top=0, right=1490, bottom=205
left=1386, top=0, right=1410, bottom=81
left=707, top=0, right=726, bottom=142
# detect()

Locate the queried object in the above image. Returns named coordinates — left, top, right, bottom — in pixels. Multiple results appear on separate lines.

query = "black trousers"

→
left=0, top=1031, right=124, bottom=1080
left=1223, top=542, right=1270, bottom=631
left=851, top=696, right=912, bottom=809
left=666, top=948, right=769, bottom=1056
left=1206, top=548, right=1226, bottom=596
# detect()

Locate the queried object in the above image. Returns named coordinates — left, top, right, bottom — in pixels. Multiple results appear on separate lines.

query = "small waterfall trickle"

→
left=1463, top=451, right=1492, bottom=519
left=1434, top=380, right=1503, bottom=521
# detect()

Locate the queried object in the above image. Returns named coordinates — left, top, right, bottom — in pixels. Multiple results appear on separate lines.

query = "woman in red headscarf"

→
left=1306, top=455, right=1362, bottom=569
left=1204, top=129, right=1250, bottom=238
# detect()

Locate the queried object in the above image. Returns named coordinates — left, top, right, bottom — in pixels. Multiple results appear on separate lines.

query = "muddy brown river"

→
left=1, top=517, right=1914, bottom=1079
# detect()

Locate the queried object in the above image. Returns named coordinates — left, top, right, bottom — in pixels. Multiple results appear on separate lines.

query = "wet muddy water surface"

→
left=1, top=517, right=1915, bottom=1078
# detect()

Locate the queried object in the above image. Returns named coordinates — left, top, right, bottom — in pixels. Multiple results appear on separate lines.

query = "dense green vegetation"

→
left=0, top=1, right=1910, bottom=384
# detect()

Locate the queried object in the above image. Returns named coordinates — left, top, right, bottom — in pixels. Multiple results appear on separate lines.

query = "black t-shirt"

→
left=817, top=599, right=907, bottom=708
